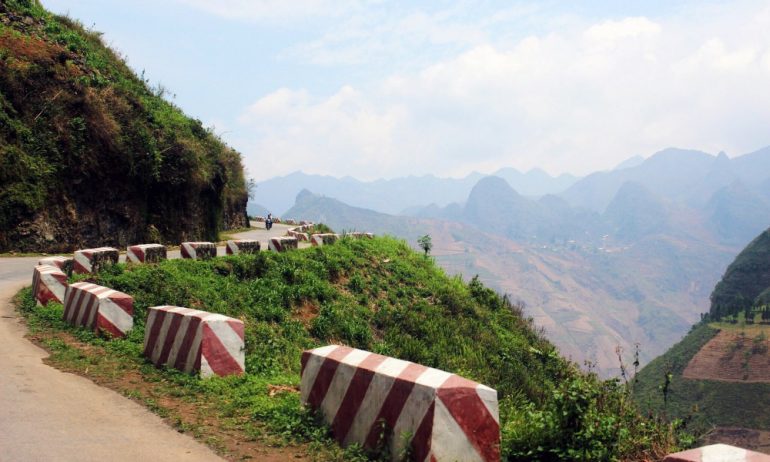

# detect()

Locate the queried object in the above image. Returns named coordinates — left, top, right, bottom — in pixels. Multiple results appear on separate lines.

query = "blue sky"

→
left=43, top=1, right=770, bottom=181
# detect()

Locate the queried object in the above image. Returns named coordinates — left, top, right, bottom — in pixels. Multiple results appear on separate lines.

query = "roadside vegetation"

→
left=1, top=0, right=248, bottom=252
left=18, top=236, right=690, bottom=460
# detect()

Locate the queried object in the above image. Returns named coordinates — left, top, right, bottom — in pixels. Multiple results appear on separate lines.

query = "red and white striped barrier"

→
left=254, top=216, right=266, bottom=222
left=180, top=242, right=217, bottom=260
left=143, top=306, right=245, bottom=378
left=127, top=244, right=167, bottom=264
left=32, top=265, right=68, bottom=305
left=311, top=233, right=339, bottom=246
left=226, top=239, right=261, bottom=255
left=285, top=219, right=297, bottom=225
left=301, top=345, right=500, bottom=462
left=288, top=229, right=310, bottom=241
left=664, top=444, right=770, bottom=462
left=73, top=247, right=119, bottom=274
left=345, top=232, right=375, bottom=239
left=268, top=237, right=298, bottom=252
left=38, top=256, right=73, bottom=274
left=62, top=282, right=134, bottom=338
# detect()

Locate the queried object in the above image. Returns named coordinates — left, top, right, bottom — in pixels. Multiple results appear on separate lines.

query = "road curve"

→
left=0, top=223, right=294, bottom=461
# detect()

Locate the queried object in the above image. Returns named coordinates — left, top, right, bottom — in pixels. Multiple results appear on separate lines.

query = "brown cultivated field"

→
left=683, top=325, right=770, bottom=382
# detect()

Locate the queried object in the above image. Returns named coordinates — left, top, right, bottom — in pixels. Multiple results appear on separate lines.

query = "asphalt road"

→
left=0, top=223, right=295, bottom=461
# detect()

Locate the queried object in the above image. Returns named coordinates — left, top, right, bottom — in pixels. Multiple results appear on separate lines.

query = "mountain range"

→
left=282, top=146, right=770, bottom=376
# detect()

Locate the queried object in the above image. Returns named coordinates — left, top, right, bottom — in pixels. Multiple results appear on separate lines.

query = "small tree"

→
left=417, top=234, right=432, bottom=256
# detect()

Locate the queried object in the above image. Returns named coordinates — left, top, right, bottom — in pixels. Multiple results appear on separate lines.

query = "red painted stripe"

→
left=73, top=259, right=89, bottom=274
left=157, top=313, right=184, bottom=366
left=97, top=313, right=125, bottom=338
left=110, top=293, right=133, bottom=315
left=226, top=244, right=233, bottom=255
left=173, top=316, right=203, bottom=371
left=201, top=323, right=243, bottom=376
left=307, top=346, right=354, bottom=408
left=437, top=376, right=500, bottom=462
left=411, top=402, right=435, bottom=462
left=226, top=320, right=245, bottom=340
left=134, top=247, right=145, bottom=262
left=331, top=353, right=388, bottom=443
left=181, top=245, right=191, bottom=259
left=143, top=309, right=168, bottom=359
left=80, top=292, right=99, bottom=329
left=364, top=362, right=428, bottom=449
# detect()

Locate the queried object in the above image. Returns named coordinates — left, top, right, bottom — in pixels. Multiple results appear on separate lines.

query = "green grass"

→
left=20, top=237, right=688, bottom=460
left=634, top=322, right=770, bottom=433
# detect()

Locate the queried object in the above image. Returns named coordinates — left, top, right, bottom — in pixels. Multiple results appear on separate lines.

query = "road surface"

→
left=0, top=223, right=294, bottom=461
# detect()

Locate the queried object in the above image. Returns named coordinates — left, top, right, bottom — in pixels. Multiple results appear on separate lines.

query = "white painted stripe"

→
left=127, top=248, right=139, bottom=263
left=319, top=349, right=370, bottom=422
left=475, top=385, right=499, bottom=424
left=166, top=315, right=194, bottom=368
left=429, top=398, right=484, bottom=462
left=183, top=323, right=204, bottom=373
left=74, top=251, right=91, bottom=272
left=415, top=368, right=452, bottom=389
left=204, top=319, right=244, bottom=370
left=343, top=357, right=410, bottom=446
left=391, top=380, right=436, bottom=458
left=701, top=444, right=747, bottom=462
left=99, top=298, right=133, bottom=335
left=300, top=345, right=342, bottom=403
left=73, top=289, right=92, bottom=326
left=152, top=312, right=176, bottom=363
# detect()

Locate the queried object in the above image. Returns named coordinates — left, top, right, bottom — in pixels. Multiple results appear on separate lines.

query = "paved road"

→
left=0, top=223, right=295, bottom=461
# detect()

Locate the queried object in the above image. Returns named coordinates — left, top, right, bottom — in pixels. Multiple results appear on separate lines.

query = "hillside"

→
left=286, top=190, right=736, bottom=377
left=710, top=227, right=770, bottom=317
left=19, top=236, right=686, bottom=460
left=0, top=1, right=248, bottom=252
left=635, top=228, right=770, bottom=453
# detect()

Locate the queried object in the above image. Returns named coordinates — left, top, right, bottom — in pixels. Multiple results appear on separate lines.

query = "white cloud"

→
left=233, top=1, right=770, bottom=180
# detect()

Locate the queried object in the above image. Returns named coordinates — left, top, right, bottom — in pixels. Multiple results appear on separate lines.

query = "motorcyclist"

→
left=266, top=213, right=273, bottom=230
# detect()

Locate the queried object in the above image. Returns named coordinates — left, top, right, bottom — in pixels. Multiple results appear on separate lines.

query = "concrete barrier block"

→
left=226, top=239, right=261, bottom=255
left=254, top=216, right=265, bottom=222
left=73, top=247, right=119, bottom=274
left=285, top=219, right=297, bottom=225
left=268, top=237, right=298, bottom=252
left=127, top=244, right=167, bottom=264
left=32, top=264, right=68, bottom=305
left=143, top=306, right=245, bottom=378
left=301, top=345, right=500, bottom=462
left=38, top=256, right=73, bottom=275
left=664, top=444, right=770, bottom=462
left=288, top=229, right=310, bottom=241
left=311, top=233, right=340, bottom=246
left=180, top=242, right=217, bottom=260
left=63, top=282, right=133, bottom=338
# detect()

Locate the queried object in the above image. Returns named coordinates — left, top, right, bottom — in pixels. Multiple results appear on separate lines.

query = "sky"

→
left=42, top=0, right=770, bottom=181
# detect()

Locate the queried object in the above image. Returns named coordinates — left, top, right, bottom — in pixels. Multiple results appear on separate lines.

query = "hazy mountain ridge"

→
left=255, top=168, right=578, bottom=216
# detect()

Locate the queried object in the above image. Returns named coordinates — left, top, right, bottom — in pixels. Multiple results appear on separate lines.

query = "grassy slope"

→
left=0, top=0, right=248, bottom=251
left=19, top=237, right=683, bottom=460
left=634, top=323, right=770, bottom=432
